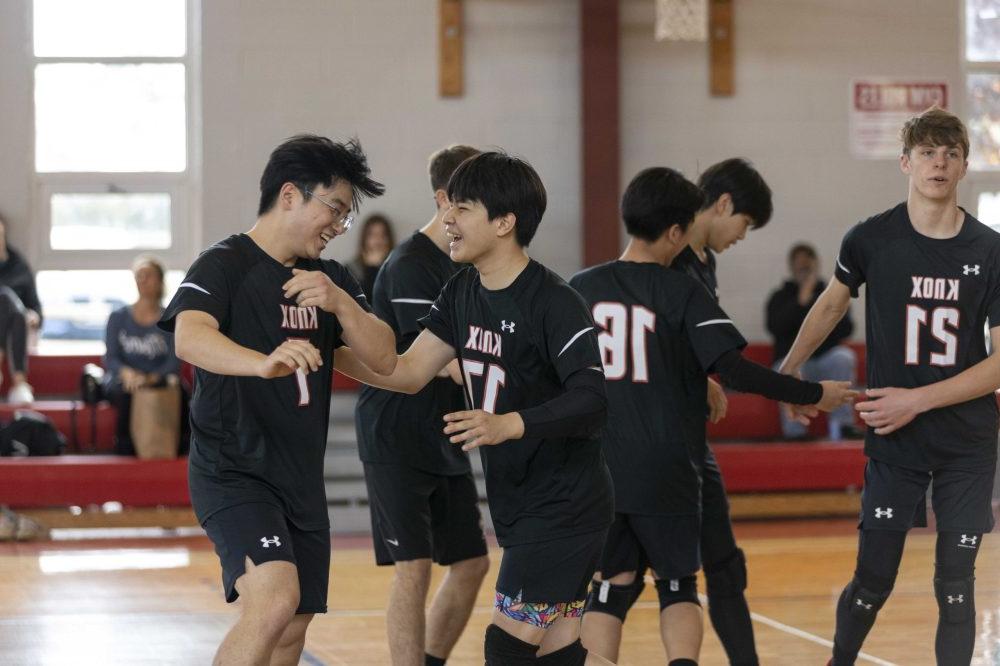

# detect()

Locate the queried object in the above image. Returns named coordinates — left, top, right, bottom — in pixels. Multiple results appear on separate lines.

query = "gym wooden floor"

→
left=1, top=519, right=998, bottom=665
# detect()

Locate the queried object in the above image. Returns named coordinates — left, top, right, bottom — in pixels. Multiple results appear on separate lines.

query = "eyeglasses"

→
left=303, top=188, right=355, bottom=231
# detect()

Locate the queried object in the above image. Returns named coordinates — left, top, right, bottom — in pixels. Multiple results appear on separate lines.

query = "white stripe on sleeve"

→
left=558, top=327, right=593, bottom=357
left=836, top=257, right=851, bottom=274
left=178, top=282, right=210, bottom=295
left=695, top=319, right=734, bottom=328
left=391, top=298, right=435, bottom=305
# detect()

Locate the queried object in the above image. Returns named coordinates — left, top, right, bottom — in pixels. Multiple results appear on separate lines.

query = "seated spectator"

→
left=0, top=214, right=41, bottom=404
left=766, top=243, right=860, bottom=440
left=102, top=255, right=183, bottom=456
left=347, top=213, right=395, bottom=301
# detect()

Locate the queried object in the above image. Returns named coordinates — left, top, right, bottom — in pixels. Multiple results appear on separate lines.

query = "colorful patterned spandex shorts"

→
left=494, top=592, right=586, bottom=628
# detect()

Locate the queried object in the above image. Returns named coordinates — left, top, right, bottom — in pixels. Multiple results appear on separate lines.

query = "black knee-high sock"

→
left=703, top=547, right=758, bottom=666
left=935, top=532, right=981, bottom=665
left=425, top=655, right=446, bottom=666
left=831, top=530, right=906, bottom=665
left=706, top=592, right=757, bottom=666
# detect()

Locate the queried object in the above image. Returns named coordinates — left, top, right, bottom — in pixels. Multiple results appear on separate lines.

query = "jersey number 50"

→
left=905, top=305, right=959, bottom=367
left=592, top=302, right=656, bottom=382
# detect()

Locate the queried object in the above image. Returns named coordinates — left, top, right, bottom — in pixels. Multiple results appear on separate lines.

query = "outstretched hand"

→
left=257, top=339, right=321, bottom=379
left=443, top=410, right=525, bottom=451
left=855, top=387, right=924, bottom=435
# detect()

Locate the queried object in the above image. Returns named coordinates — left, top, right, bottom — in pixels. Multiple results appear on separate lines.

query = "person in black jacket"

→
left=766, top=242, right=858, bottom=439
left=0, top=215, right=41, bottom=404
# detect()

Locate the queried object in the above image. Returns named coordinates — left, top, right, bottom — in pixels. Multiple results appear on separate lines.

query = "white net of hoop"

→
left=655, top=0, right=708, bottom=42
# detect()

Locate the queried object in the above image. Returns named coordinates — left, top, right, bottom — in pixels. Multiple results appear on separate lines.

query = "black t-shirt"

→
left=835, top=203, right=1000, bottom=471
left=570, top=261, right=747, bottom=515
left=419, top=260, right=613, bottom=546
left=356, top=232, right=470, bottom=474
left=672, top=245, right=719, bottom=303
left=159, top=234, right=369, bottom=529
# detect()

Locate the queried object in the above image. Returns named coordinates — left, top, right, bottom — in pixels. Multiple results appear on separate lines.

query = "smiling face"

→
left=901, top=143, right=967, bottom=203
left=442, top=199, right=495, bottom=264
left=289, top=179, right=354, bottom=260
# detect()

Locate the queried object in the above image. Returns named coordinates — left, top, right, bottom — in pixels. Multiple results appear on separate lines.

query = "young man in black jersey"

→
left=669, top=157, right=773, bottom=666
left=355, top=144, right=490, bottom=666
left=779, top=107, right=1000, bottom=665
left=572, top=167, right=855, bottom=666
left=160, top=135, right=395, bottom=665
left=336, top=152, right=616, bottom=665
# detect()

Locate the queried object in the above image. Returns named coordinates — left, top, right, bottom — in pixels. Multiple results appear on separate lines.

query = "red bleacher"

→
left=0, top=344, right=876, bottom=510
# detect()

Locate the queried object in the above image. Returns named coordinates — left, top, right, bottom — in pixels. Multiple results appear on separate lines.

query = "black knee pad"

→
left=584, top=577, right=645, bottom=622
left=484, top=624, right=538, bottom=665
left=935, top=576, right=975, bottom=624
left=655, top=575, right=700, bottom=610
left=704, top=548, right=747, bottom=599
left=844, top=576, right=890, bottom=621
left=535, top=639, right=586, bottom=665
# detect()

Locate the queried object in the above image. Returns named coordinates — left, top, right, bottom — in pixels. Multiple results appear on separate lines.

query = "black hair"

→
left=356, top=213, right=396, bottom=257
left=787, top=242, right=818, bottom=264
left=429, top=144, right=480, bottom=192
left=257, top=135, right=385, bottom=216
left=446, top=151, right=547, bottom=247
left=621, top=167, right=705, bottom=242
left=697, top=158, right=773, bottom=229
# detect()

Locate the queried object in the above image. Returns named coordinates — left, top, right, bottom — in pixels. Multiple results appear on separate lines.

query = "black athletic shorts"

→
left=597, top=512, right=701, bottom=580
left=202, top=502, right=331, bottom=614
left=364, top=462, right=487, bottom=566
left=860, top=458, right=996, bottom=533
left=495, top=529, right=607, bottom=604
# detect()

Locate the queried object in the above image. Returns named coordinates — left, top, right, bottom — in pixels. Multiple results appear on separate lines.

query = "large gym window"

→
left=31, top=0, right=199, bottom=342
left=965, top=0, right=1000, bottom=230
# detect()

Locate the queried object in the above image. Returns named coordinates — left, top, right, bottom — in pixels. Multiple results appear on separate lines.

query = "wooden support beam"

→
left=709, top=0, right=734, bottom=96
left=580, top=0, right=620, bottom=267
left=439, top=0, right=463, bottom=97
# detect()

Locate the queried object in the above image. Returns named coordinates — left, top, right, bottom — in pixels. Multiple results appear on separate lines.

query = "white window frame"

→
left=961, top=0, right=1000, bottom=226
left=29, top=0, right=202, bottom=271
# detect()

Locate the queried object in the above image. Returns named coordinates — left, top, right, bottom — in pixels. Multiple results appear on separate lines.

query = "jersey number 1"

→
left=592, top=303, right=656, bottom=382
left=905, top=305, right=959, bottom=367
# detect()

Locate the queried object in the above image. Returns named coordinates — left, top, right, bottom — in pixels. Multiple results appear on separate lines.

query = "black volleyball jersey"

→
left=356, top=232, right=470, bottom=474
left=160, top=234, right=369, bottom=529
left=420, top=260, right=613, bottom=546
left=570, top=261, right=747, bottom=515
left=835, top=203, right=1000, bottom=470
left=672, top=245, right=719, bottom=302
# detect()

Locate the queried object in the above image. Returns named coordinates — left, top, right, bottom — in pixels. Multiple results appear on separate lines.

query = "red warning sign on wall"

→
left=850, top=80, right=949, bottom=159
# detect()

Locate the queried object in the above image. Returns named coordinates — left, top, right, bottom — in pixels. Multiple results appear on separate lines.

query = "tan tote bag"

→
left=130, top=384, right=181, bottom=459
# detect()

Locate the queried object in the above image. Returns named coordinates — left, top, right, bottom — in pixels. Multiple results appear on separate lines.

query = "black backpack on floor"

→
left=0, top=410, right=66, bottom=457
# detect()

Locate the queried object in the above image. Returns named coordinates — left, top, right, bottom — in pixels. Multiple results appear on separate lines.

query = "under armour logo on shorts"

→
left=260, top=536, right=281, bottom=548
left=963, top=264, right=980, bottom=276
left=959, top=534, right=978, bottom=547
left=874, top=507, right=893, bottom=519
left=501, top=320, right=516, bottom=333
left=948, top=595, right=964, bottom=604
left=855, top=598, right=872, bottom=610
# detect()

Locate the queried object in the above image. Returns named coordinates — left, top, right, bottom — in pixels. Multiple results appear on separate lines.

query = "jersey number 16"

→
left=592, top=302, right=656, bottom=382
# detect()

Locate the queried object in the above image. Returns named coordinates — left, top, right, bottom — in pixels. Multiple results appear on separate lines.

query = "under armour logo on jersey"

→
left=855, top=598, right=873, bottom=610
left=964, top=264, right=980, bottom=276
left=948, top=595, right=964, bottom=604
left=874, top=507, right=893, bottom=519
left=959, top=534, right=978, bottom=547
left=501, top=320, right=516, bottom=333
left=260, top=536, right=281, bottom=548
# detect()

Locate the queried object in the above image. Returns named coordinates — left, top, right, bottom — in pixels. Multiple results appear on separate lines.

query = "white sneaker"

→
left=8, top=383, right=34, bottom=404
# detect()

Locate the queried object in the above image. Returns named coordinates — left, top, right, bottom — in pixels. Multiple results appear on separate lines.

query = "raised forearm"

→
left=334, top=346, right=426, bottom=394
left=780, top=284, right=851, bottom=373
left=175, top=323, right=265, bottom=376
left=336, top=301, right=397, bottom=375
left=911, top=353, right=1000, bottom=413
